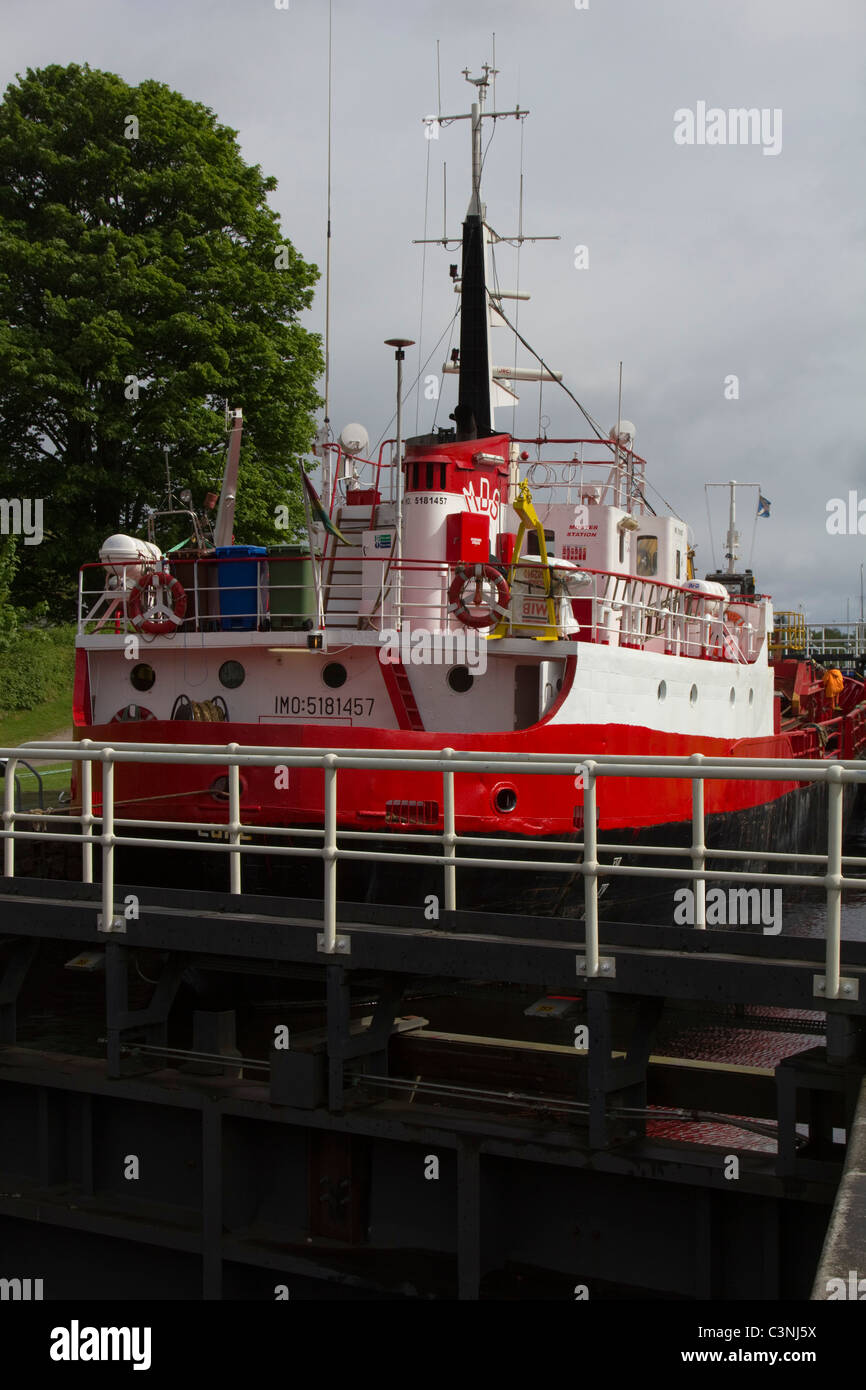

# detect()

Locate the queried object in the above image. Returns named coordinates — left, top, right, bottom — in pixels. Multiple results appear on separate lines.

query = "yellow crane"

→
left=489, top=480, right=560, bottom=641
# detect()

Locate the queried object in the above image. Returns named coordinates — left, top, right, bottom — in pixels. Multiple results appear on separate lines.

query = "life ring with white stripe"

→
left=725, top=608, right=745, bottom=628
left=128, top=571, right=187, bottom=635
left=448, top=563, right=510, bottom=629
left=111, top=705, right=157, bottom=723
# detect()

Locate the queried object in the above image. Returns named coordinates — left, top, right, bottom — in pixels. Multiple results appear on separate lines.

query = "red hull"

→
left=76, top=717, right=804, bottom=834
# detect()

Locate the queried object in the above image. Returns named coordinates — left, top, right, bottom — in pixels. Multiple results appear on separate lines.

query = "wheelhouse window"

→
left=636, top=536, right=658, bottom=577
left=526, top=528, right=555, bottom=558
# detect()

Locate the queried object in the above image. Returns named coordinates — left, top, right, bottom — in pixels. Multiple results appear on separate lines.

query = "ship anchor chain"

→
left=128, top=571, right=188, bottom=636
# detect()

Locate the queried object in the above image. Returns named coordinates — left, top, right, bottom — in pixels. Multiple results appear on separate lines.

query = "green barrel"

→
left=268, top=544, right=316, bottom=630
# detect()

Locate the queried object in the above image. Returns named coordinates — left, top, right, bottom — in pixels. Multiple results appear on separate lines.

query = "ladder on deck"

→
left=321, top=506, right=374, bottom=625
left=380, top=660, right=424, bottom=730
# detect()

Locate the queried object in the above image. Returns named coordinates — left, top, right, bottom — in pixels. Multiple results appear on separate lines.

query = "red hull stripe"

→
left=76, top=717, right=805, bottom=832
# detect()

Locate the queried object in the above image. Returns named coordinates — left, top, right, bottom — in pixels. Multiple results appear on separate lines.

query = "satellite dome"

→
left=339, top=423, right=369, bottom=457
left=609, top=420, right=636, bottom=448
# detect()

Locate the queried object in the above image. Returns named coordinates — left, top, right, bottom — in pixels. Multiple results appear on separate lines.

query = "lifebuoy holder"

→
left=111, top=704, right=157, bottom=723
left=707, top=607, right=746, bottom=661
left=128, top=571, right=187, bottom=635
left=448, top=563, right=511, bottom=629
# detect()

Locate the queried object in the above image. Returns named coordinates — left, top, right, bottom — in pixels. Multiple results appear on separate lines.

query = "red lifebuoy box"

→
left=446, top=513, right=490, bottom=564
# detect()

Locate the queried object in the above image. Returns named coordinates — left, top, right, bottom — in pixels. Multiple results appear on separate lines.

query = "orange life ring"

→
left=128, top=571, right=187, bottom=635
left=447, top=563, right=510, bottom=629
left=725, top=608, right=745, bottom=627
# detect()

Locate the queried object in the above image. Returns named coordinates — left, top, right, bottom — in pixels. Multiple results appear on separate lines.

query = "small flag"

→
left=301, top=468, right=349, bottom=544
left=757, top=495, right=771, bottom=518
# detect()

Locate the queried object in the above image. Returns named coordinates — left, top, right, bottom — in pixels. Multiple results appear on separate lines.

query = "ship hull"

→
left=58, top=717, right=861, bottom=923
left=145, top=776, right=848, bottom=924
left=74, top=715, right=806, bottom=833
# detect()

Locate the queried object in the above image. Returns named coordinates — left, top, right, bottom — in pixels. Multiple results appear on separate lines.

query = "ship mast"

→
left=454, top=66, right=496, bottom=440
left=417, top=66, right=559, bottom=444
left=725, top=479, right=740, bottom=575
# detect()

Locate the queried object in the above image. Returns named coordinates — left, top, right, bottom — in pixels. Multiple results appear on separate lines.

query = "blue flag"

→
left=757, top=495, right=771, bottom=518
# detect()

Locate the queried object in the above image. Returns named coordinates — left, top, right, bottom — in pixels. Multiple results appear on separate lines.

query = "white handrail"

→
left=2, top=743, right=864, bottom=995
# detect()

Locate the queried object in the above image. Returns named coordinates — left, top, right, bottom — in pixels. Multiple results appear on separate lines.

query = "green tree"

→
left=0, top=536, right=19, bottom=647
left=0, top=63, right=322, bottom=614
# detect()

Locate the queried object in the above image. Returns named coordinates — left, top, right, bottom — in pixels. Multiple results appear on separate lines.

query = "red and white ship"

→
left=71, top=69, right=866, bottom=913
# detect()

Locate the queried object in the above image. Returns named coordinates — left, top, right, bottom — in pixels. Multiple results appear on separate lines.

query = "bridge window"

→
left=526, top=528, right=555, bottom=558
left=676, top=550, right=682, bottom=580
left=636, top=536, right=658, bottom=577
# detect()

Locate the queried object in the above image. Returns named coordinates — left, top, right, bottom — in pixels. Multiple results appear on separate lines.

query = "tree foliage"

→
left=0, top=536, right=19, bottom=646
left=0, top=63, right=322, bottom=613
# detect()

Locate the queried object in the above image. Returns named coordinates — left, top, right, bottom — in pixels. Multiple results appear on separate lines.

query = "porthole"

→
left=322, top=662, right=347, bottom=689
left=493, top=785, right=517, bottom=814
left=657, top=680, right=667, bottom=702
left=689, top=684, right=698, bottom=705
left=448, top=665, right=474, bottom=693
left=219, top=660, right=246, bottom=690
left=729, top=687, right=736, bottom=705
left=209, top=773, right=248, bottom=802
left=130, top=663, right=155, bottom=693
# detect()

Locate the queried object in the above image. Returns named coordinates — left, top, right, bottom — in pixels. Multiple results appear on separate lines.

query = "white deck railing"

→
left=77, top=555, right=762, bottom=660
left=2, top=743, right=864, bottom=1001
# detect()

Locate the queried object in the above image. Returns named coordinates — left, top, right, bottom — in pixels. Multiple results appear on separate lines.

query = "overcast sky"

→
left=2, top=0, right=864, bottom=620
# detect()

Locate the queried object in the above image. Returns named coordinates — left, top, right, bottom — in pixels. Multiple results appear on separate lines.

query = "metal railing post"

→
left=322, top=754, right=338, bottom=953
left=583, top=762, right=599, bottom=975
left=98, top=750, right=122, bottom=933
left=824, top=764, right=844, bottom=999
left=2, top=755, right=17, bottom=877
left=691, top=753, right=706, bottom=929
left=442, top=747, right=456, bottom=912
left=80, top=739, right=93, bottom=884
left=227, top=743, right=242, bottom=895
